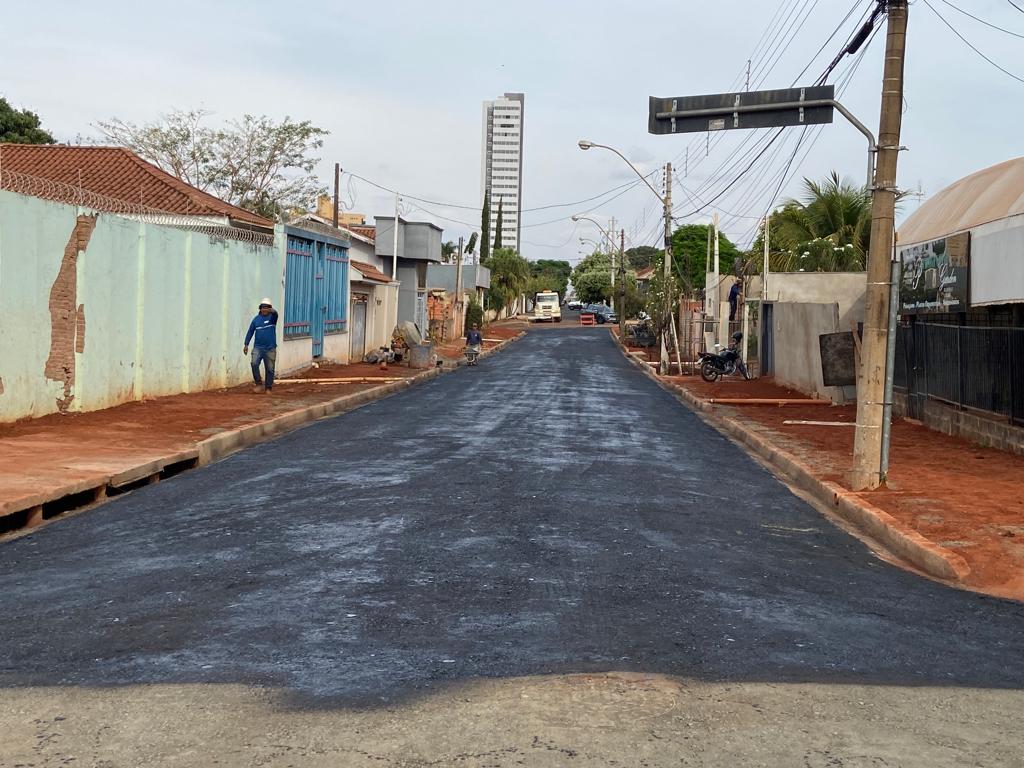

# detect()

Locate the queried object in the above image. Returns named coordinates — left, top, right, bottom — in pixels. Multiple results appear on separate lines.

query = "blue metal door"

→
left=312, top=243, right=326, bottom=357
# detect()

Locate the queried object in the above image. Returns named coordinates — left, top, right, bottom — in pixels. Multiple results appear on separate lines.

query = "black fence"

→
left=894, top=322, right=1024, bottom=425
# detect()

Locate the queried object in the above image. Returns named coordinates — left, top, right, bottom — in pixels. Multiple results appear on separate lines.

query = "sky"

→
left=4, top=0, right=1024, bottom=265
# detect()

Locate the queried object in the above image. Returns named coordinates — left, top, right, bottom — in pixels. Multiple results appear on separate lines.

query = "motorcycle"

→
left=464, top=346, right=481, bottom=366
left=698, top=332, right=750, bottom=382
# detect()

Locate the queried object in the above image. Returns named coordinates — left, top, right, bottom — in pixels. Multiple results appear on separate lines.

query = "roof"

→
left=351, top=260, right=393, bottom=284
left=898, top=156, right=1024, bottom=246
left=0, top=143, right=272, bottom=229
left=636, top=266, right=656, bottom=280
left=349, top=225, right=376, bottom=241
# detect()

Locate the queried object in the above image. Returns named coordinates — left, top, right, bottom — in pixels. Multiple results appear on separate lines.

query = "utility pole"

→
left=333, top=163, right=340, bottom=228
left=660, top=162, right=673, bottom=375
left=391, top=193, right=400, bottom=280
left=454, top=236, right=464, bottom=342
left=852, top=0, right=908, bottom=491
left=618, top=229, right=626, bottom=339
left=609, top=216, right=616, bottom=306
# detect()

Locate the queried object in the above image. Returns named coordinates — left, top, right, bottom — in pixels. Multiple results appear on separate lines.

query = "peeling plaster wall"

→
left=0, top=189, right=284, bottom=422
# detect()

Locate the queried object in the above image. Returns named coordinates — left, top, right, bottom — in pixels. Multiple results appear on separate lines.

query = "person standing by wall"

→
left=728, top=278, right=742, bottom=322
left=243, top=298, right=278, bottom=393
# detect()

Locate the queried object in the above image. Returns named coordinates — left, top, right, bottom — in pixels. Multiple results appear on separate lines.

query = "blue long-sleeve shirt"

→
left=245, top=310, right=279, bottom=350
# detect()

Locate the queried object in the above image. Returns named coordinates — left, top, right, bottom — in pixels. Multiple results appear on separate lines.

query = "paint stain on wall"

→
left=45, top=215, right=97, bottom=412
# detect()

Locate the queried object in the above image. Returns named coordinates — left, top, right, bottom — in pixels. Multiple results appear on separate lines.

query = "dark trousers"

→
left=729, top=299, right=738, bottom=322
left=251, top=347, right=277, bottom=389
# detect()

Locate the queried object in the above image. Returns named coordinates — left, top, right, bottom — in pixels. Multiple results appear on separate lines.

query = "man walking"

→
left=243, top=298, right=278, bottom=393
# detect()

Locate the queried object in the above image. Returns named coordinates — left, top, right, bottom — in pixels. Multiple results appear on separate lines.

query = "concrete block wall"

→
left=894, top=393, right=1024, bottom=456
left=0, top=189, right=283, bottom=422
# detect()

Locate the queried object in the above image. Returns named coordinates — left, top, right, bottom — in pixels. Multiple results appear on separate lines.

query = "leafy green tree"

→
left=480, top=189, right=491, bottom=262
left=464, top=297, right=484, bottom=333
left=624, top=245, right=660, bottom=271
left=670, top=223, right=741, bottom=291
left=571, top=251, right=613, bottom=304
left=751, top=172, right=873, bottom=272
left=441, top=240, right=457, bottom=263
left=0, top=98, right=55, bottom=144
left=96, top=109, right=327, bottom=218
left=484, top=247, right=530, bottom=315
left=529, top=259, right=572, bottom=298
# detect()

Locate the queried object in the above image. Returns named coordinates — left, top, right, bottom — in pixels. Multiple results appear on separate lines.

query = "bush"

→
left=464, top=297, right=484, bottom=334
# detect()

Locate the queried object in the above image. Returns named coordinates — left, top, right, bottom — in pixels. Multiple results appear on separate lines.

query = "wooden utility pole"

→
left=660, top=162, right=673, bottom=375
left=453, top=236, right=464, bottom=342
left=852, top=0, right=908, bottom=490
left=333, top=163, right=340, bottom=228
left=618, top=229, right=626, bottom=339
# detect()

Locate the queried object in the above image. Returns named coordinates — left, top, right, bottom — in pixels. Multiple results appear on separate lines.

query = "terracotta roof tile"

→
left=636, top=266, right=655, bottom=280
left=349, top=225, right=376, bottom=241
left=351, top=260, right=392, bottom=284
left=0, top=144, right=272, bottom=229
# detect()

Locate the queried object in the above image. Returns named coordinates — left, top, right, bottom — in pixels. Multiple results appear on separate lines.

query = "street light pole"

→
left=578, top=141, right=674, bottom=373
left=619, top=229, right=626, bottom=339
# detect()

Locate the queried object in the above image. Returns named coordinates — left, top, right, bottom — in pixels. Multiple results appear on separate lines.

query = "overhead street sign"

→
left=648, top=85, right=835, bottom=136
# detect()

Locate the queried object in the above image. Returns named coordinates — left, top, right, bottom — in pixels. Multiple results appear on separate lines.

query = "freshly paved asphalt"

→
left=2, top=328, right=1023, bottom=707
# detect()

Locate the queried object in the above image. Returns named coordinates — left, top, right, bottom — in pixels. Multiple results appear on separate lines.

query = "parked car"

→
left=567, top=299, right=583, bottom=310
left=583, top=304, right=617, bottom=324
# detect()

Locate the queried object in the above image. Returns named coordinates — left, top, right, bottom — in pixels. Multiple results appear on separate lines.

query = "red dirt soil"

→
left=673, top=375, right=1024, bottom=601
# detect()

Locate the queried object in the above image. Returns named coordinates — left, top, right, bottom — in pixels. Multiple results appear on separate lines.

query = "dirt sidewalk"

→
left=658, top=368, right=1024, bottom=601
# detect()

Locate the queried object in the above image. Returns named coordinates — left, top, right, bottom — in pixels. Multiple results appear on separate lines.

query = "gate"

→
left=350, top=293, right=368, bottom=360
left=284, top=227, right=349, bottom=361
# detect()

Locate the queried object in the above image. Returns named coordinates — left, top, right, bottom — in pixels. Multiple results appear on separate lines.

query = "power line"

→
left=922, top=0, right=1024, bottom=84
left=937, top=0, right=1024, bottom=38
left=1009, top=0, right=1024, bottom=14
left=346, top=170, right=653, bottom=215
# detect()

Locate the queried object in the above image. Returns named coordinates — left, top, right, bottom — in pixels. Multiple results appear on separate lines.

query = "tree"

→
left=670, top=223, right=741, bottom=292
left=752, top=172, right=873, bottom=272
left=95, top=109, right=328, bottom=219
left=493, top=197, right=504, bottom=251
left=0, top=98, right=55, bottom=144
left=529, top=259, right=572, bottom=298
left=625, top=245, right=660, bottom=271
left=571, top=250, right=613, bottom=304
left=484, top=247, right=530, bottom=315
left=480, top=189, right=491, bottom=262
left=441, top=240, right=457, bottom=263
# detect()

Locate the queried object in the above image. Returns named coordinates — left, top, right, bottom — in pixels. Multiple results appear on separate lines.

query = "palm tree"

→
left=768, top=172, right=872, bottom=272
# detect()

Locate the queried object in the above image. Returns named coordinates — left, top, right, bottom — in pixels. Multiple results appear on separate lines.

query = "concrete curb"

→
left=614, top=332, right=971, bottom=584
left=2, top=331, right=527, bottom=536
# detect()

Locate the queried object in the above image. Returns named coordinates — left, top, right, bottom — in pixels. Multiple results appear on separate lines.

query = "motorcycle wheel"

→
left=737, top=360, right=750, bottom=380
left=700, top=362, right=719, bottom=382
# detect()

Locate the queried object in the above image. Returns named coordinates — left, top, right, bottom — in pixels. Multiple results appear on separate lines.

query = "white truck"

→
left=532, top=291, right=562, bottom=323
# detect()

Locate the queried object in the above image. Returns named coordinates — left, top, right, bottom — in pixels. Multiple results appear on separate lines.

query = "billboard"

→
left=899, top=232, right=970, bottom=314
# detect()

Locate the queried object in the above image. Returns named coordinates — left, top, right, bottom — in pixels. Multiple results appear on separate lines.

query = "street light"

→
left=573, top=214, right=626, bottom=337
left=578, top=139, right=674, bottom=373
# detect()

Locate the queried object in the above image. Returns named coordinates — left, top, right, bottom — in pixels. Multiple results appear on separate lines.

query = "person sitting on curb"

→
left=465, top=323, right=483, bottom=353
left=243, top=298, right=278, bottom=393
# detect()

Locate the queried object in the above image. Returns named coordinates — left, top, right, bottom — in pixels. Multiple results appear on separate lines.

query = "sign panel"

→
left=649, top=85, right=835, bottom=136
left=899, top=232, right=970, bottom=314
left=819, top=332, right=857, bottom=388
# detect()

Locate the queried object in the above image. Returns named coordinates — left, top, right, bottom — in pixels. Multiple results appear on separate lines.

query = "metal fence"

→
left=894, top=322, right=1024, bottom=425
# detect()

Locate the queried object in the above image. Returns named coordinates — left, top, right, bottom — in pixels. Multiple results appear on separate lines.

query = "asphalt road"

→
left=2, top=328, right=1023, bottom=766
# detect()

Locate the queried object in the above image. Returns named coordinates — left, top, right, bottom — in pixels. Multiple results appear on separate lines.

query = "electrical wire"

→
left=922, top=0, right=1024, bottom=84
left=936, top=0, right=1024, bottom=38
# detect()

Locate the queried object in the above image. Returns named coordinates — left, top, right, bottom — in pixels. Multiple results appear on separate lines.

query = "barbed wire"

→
left=0, top=168, right=276, bottom=246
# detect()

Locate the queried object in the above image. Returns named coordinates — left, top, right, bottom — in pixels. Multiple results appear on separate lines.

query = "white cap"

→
left=259, top=297, right=273, bottom=306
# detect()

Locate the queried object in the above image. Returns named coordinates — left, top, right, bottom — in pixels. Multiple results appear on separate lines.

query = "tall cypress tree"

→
left=481, top=189, right=491, bottom=262
left=493, top=198, right=504, bottom=251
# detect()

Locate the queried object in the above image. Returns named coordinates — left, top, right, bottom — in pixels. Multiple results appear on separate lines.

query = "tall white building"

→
left=481, top=92, right=524, bottom=252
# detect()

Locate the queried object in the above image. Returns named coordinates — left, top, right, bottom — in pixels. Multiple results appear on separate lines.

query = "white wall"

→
left=970, top=214, right=1024, bottom=306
